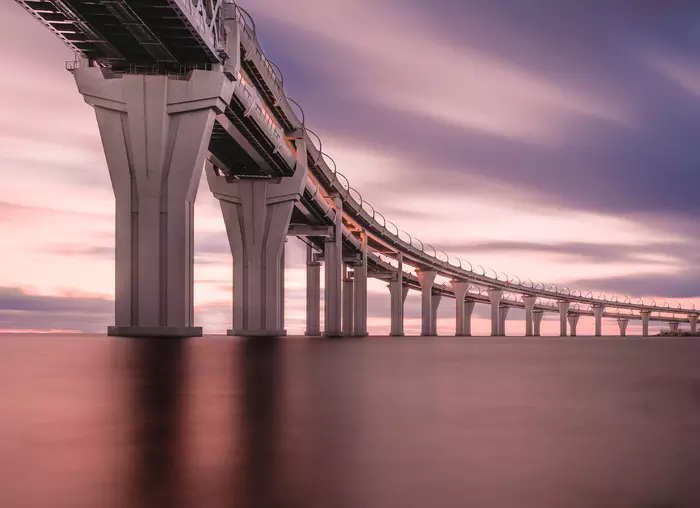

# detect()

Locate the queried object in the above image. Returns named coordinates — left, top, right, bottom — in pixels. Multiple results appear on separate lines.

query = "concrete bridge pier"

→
left=617, top=317, right=629, bottom=337
left=431, top=293, right=442, bottom=336
left=522, top=295, right=537, bottom=336
left=450, top=281, right=470, bottom=336
left=593, top=305, right=605, bottom=337
left=353, top=232, right=369, bottom=337
left=689, top=313, right=698, bottom=335
left=73, top=67, right=233, bottom=338
left=389, top=254, right=407, bottom=336
left=488, top=289, right=503, bottom=336
left=557, top=301, right=570, bottom=336
left=498, top=305, right=509, bottom=336
left=640, top=310, right=650, bottom=337
left=533, top=309, right=543, bottom=336
left=567, top=313, right=579, bottom=337
left=305, top=245, right=321, bottom=336
left=342, top=265, right=354, bottom=336
left=323, top=196, right=344, bottom=337
left=416, top=269, right=437, bottom=336
left=207, top=135, right=308, bottom=336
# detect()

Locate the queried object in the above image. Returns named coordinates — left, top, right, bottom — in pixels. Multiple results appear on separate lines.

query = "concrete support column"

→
left=73, top=67, right=234, bottom=338
left=323, top=196, right=343, bottom=337
left=430, top=293, right=442, bottom=336
left=353, top=231, right=368, bottom=337
left=389, top=254, right=406, bottom=336
left=689, top=313, right=698, bottom=335
left=593, top=305, right=605, bottom=337
left=464, top=300, right=475, bottom=337
left=450, top=281, right=470, bottom=336
left=207, top=134, right=307, bottom=337
left=522, top=295, right=537, bottom=336
left=640, top=310, right=650, bottom=337
left=533, top=310, right=544, bottom=336
left=305, top=245, right=321, bottom=336
left=498, top=306, right=509, bottom=336
left=567, top=313, right=580, bottom=337
left=488, top=289, right=503, bottom=337
left=342, top=266, right=354, bottom=336
left=557, top=301, right=570, bottom=337
left=416, top=269, right=437, bottom=336
left=280, top=240, right=286, bottom=331
left=669, top=322, right=680, bottom=333
left=617, top=317, right=629, bottom=337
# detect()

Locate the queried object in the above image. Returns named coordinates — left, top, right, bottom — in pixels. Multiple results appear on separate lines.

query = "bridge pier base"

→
left=488, top=289, right=503, bottom=336
left=568, top=313, right=579, bottom=337
left=522, top=295, right=537, bottom=336
left=498, top=305, right=509, bottom=336
left=388, top=254, right=406, bottom=336
left=533, top=309, right=543, bottom=336
left=593, top=305, right=605, bottom=337
left=640, top=310, right=650, bottom=337
left=557, top=301, right=570, bottom=336
left=689, top=313, right=698, bottom=335
left=352, top=232, right=368, bottom=337
left=450, top=281, right=470, bottom=336
left=305, top=245, right=321, bottom=336
left=207, top=137, right=307, bottom=337
left=73, top=67, right=233, bottom=338
left=416, top=269, right=437, bottom=336
left=431, top=293, right=442, bottom=336
left=342, top=266, right=355, bottom=336
left=324, top=196, right=343, bottom=337
left=617, top=317, right=629, bottom=337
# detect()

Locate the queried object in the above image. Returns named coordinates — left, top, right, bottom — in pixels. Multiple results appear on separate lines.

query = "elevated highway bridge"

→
left=15, top=0, right=698, bottom=337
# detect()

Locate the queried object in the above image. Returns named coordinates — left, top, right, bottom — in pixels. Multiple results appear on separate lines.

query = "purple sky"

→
left=1, top=0, right=699, bottom=335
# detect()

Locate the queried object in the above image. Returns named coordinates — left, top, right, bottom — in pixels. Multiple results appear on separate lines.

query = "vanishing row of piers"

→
left=71, top=67, right=693, bottom=339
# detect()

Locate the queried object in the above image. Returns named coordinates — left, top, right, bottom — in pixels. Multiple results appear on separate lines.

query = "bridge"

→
left=15, top=0, right=698, bottom=338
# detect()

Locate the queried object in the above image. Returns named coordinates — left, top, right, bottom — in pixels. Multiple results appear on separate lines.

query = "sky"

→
left=1, top=0, right=699, bottom=336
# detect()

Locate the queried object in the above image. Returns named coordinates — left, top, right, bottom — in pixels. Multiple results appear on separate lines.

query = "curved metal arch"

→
left=560, top=286, right=571, bottom=295
left=535, top=281, right=545, bottom=290
left=361, top=200, right=375, bottom=218
left=321, top=152, right=338, bottom=176
left=572, top=289, right=582, bottom=297
left=348, top=187, right=363, bottom=207
left=488, top=268, right=499, bottom=280
left=412, top=237, right=425, bottom=252
left=267, top=59, right=284, bottom=85
left=283, top=96, right=305, bottom=128
left=236, top=6, right=256, bottom=33
left=499, top=272, right=509, bottom=282
left=374, top=211, right=387, bottom=229
left=333, top=171, right=350, bottom=193
left=547, top=284, right=558, bottom=293
left=398, top=229, right=412, bottom=246
left=426, top=244, right=438, bottom=258
left=447, top=255, right=461, bottom=269
left=304, top=128, right=323, bottom=165
left=610, top=294, right=618, bottom=303
left=509, top=275, right=522, bottom=286
left=385, top=220, right=399, bottom=237
left=437, top=249, right=450, bottom=264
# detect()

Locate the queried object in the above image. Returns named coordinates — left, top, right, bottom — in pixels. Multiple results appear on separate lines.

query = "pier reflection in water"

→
left=1, top=334, right=700, bottom=508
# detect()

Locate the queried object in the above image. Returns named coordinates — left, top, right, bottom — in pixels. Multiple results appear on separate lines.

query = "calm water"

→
left=1, top=334, right=700, bottom=508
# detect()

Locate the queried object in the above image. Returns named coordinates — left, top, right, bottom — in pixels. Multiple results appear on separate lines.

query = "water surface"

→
left=1, top=334, right=699, bottom=508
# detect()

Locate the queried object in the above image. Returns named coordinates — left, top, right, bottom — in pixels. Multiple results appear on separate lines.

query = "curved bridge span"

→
left=15, top=0, right=697, bottom=337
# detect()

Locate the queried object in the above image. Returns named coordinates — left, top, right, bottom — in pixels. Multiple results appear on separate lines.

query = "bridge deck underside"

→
left=19, top=0, right=219, bottom=69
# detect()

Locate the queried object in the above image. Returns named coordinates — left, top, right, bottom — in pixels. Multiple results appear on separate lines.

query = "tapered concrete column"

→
left=73, top=67, right=233, bottom=338
left=207, top=136, right=308, bottom=337
left=389, top=254, right=406, bottom=336
left=640, top=310, right=650, bottom=337
left=689, top=313, right=698, bottom=335
left=669, top=322, right=680, bottom=333
left=557, top=301, right=570, bottom=337
left=450, top=281, right=470, bottom=336
left=305, top=245, right=321, bottom=336
left=464, top=300, right=476, bottom=337
left=567, top=313, right=579, bottom=337
left=416, top=269, right=437, bottom=336
left=388, top=283, right=409, bottom=336
left=617, top=317, right=629, bottom=337
left=430, top=293, right=442, bottom=336
left=593, top=305, right=605, bottom=337
left=498, top=306, right=509, bottom=336
left=488, top=289, right=503, bottom=337
left=342, top=266, right=354, bottom=336
left=353, top=231, right=368, bottom=337
left=533, top=309, right=544, bottom=336
left=280, top=240, right=286, bottom=331
left=522, top=295, right=537, bottom=336
left=323, top=196, right=343, bottom=337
